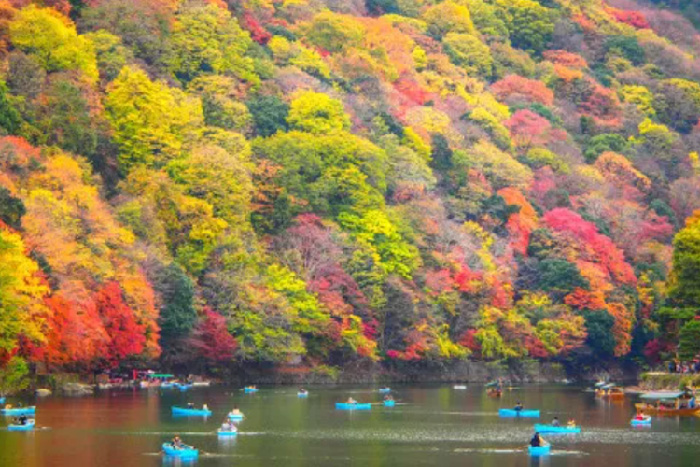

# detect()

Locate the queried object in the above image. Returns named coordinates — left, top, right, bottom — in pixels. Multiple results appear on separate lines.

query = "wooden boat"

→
left=162, top=442, right=198, bottom=458
left=528, top=445, right=551, bottom=456
left=8, top=419, right=35, bottom=431
left=171, top=406, right=212, bottom=416
left=335, top=402, right=372, bottom=410
left=1, top=406, right=35, bottom=416
left=634, top=390, right=700, bottom=416
left=534, top=423, right=581, bottom=433
left=595, top=384, right=625, bottom=399
left=499, top=408, right=540, bottom=418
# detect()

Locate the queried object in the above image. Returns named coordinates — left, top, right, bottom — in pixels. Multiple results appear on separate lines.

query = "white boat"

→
left=191, top=381, right=211, bottom=387
left=454, top=385, right=467, bottom=390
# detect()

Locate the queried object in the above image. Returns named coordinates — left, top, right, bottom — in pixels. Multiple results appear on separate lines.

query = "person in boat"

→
left=221, top=421, right=236, bottom=432
left=17, top=402, right=22, bottom=408
left=18, top=415, right=27, bottom=425
left=347, top=397, right=357, bottom=404
left=299, top=388, right=307, bottom=394
left=635, top=410, right=646, bottom=421
left=202, top=403, right=209, bottom=411
left=514, top=401, right=524, bottom=412
left=230, top=405, right=242, bottom=416
left=172, top=435, right=183, bottom=449
left=567, top=418, right=576, bottom=428
left=384, top=394, right=394, bottom=402
left=187, top=402, right=195, bottom=409
left=551, top=416, right=560, bottom=427
left=530, top=432, right=547, bottom=447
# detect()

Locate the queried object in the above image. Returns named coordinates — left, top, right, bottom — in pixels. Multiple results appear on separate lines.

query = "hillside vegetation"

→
left=1, top=0, right=700, bottom=384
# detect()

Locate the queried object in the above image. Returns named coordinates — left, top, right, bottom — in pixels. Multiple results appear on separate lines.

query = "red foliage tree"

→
left=491, top=75, right=554, bottom=106
left=94, top=282, right=147, bottom=366
left=607, top=7, right=650, bottom=29
left=189, top=307, right=237, bottom=362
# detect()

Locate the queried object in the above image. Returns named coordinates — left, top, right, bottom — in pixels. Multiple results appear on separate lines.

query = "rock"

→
left=61, top=382, right=94, bottom=396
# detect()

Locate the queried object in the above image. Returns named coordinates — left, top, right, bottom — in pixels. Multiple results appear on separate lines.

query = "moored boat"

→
left=162, top=442, right=198, bottom=458
left=8, top=419, right=35, bottom=431
left=528, top=445, right=551, bottom=456
left=335, top=402, right=372, bottom=410
left=635, top=390, right=700, bottom=416
left=499, top=408, right=540, bottom=418
left=595, top=384, right=625, bottom=399
left=171, top=406, right=212, bottom=416
left=533, top=423, right=581, bottom=433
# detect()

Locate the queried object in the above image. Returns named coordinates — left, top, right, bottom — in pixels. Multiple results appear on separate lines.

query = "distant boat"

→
left=528, top=445, right=551, bottom=456
left=335, top=402, right=372, bottom=410
left=453, top=385, right=467, bottom=390
left=191, top=381, right=211, bottom=387
left=534, top=423, right=581, bottom=434
left=498, top=408, right=539, bottom=418
left=595, top=384, right=624, bottom=399
left=8, top=419, right=35, bottom=431
left=171, top=406, right=212, bottom=416
left=635, top=390, right=700, bottom=416
left=1, top=406, right=35, bottom=416
left=162, top=442, right=198, bottom=459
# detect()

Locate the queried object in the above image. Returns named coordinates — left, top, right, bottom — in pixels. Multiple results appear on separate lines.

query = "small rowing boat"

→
left=244, top=387, right=258, bottom=394
left=8, top=419, right=35, bottom=431
left=1, top=407, right=35, bottom=416
left=383, top=400, right=395, bottom=407
left=171, top=406, right=212, bottom=416
left=630, top=416, right=652, bottom=426
left=378, top=388, right=391, bottom=393
left=499, top=408, right=540, bottom=418
left=533, top=424, right=580, bottom=433
left=335, top=402, right=372, bottom=410
left=162, top=442, right=198, bottom=458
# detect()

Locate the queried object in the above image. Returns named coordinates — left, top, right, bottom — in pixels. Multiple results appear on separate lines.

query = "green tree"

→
left=668, top=214, right=700, bottom=307
left=287, top=91, right=351, bottom=135
left=494, top=0, right=554, bottom=54
left=246, top=95, right=289, bottom=137
left=423, top=1, right=475, bottom=38
left=679, top=319, right=700, bottom=360
left=154, top=262, right=197, bottom=343
left=9, top=5, right=98, bottom=80
left=443, top=33, right=494, bottom=78
left=0, top=357, right=30, bottom=396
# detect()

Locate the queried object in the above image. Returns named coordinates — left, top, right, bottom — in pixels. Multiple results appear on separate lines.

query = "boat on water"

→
left=217, top=428, right=238, bottom=436
left=596, top=384, right=625, bottom=399
left=533, top=423, right=581, bottom=433
left=160, top=382, right=177, bottom=389
left=335, top=402, right=372, bottom=410
left=298, top=391, right=309, bottom=397
left=379, top=388, right=391, bottom=393
left=176, top=383, right=192, bottom=391
left=384, top=399, right=396, bottom=407
left=191, top=381, right=211, bottom=387
left=453, top=385, right=467, bottom=390
left=499, top=408, right=540, bottom=418
left=1, top=406, right=35, bottom=416
left=162, top=442, right=198, bottom=459
left=171, top=406, right=212, bottom=416
left=8, top=419, right=35, bottom=431
left=528, top=445, right=551, bottom=456
left=228, top=411, right=245, bottom=420
left=634, top=390, right=700, bottom=416
left=244, top=387, right=259, bottom=394
left=631, top=415, right=652, bottom=426
left=0, top=397, right=4, bottom=405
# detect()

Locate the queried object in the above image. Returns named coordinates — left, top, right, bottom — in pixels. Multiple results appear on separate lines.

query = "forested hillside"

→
left=1, top=0, right=700, bottom=383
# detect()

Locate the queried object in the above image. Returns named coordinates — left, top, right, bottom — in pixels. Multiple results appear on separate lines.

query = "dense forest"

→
left=1, top=0, right=700, bottom=386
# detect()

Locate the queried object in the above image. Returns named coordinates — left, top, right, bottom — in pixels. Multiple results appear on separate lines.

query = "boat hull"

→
left=534, top=424, right=580, bottom=433
left=383, top=400, right=395, bottom=407
left=171, top=406, right=212, bottom=416
left=162, top=443, right=198, bottom=458
left=528, top=445, right=551, bottom=456
left=634, top=403, right=700, bottom=416
left=499, top=409, right=540, bottom=418
left=630, top=417, right=652, bottom=426
left=335, top=402, right=372, bottom=410
left=228, top=413, right=244, bottom=420
left=8, top=420, right=35, bottom=431
left=1, top=407, right=35, bottom=416
left=217, top=430, right=238, bottom=436
left=244, top=388, right=258, bottom=394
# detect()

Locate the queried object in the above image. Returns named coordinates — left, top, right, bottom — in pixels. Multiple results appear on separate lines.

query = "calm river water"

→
left=1, top=384, right=699, bottom=466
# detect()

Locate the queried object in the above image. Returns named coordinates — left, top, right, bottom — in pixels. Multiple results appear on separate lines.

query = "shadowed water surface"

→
left=0, top=384, right=698, bottom=466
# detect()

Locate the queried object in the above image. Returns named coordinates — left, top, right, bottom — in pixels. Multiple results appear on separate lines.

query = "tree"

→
left=105, top=66, right=203, bottom=173
left=443, top=33, right=494, bottom=78
left=94, top=281, right=147, bottom=366
left=654, top=79, right=700, bottom=134
left=423, top=1, right=475, bottom=38
left=494, top=0, right=554, bottom=54
left=304, top=11, right=365, bottom=53
left=9, top=5, right=97, bottom=80
left=153, top=263, right=196, bottom=344
left=0, top=357, right=30, bottom=395
left=189, top=308, right=237, bottom=362
left=168, top=2, right=258, bottom=84
left=582, top=310, right=616, bottom=358
left=287, top=91, right=350, bottom=135
left=678, top=319, right=700, bottom=360
left=0, top=187, right=25, bottom=229
left=668, top=212, right=700, bottom=307
left=246, top=95, right=289, bottom=137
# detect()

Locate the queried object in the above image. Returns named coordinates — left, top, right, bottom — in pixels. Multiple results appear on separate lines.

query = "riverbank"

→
left=637, top=372, right=700, bottom=390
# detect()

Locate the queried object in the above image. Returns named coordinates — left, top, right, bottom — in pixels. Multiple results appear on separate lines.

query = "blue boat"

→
left=534, top=424, right=581, bottom=433
left=1, top=407, right=35, bottom=416
left=383, top=400, right=396, bottom=407
left=171, top=406, right=212, bottom=416
left=217, top=428, right=238, bottom=437
left=0, top=397, right=5, bottom=405
left=298, top=391, right=309, bottom=398
left=379, top=388, right=391, bottom=393
left=160, top=382, right=176, bottom=389
left=336, top=402, right=372, bottom=410
left=499, top=408, right=540, bottom=418
left=228, top=412, right=245, bottom=420
left=630, top=416, right=652, bottom=426
left=176, top=383, right=192, bottom=391
left=162, top=442, right=198, bottom=459
left=528, top=445, right=551, bottom=456
left=244, top=387, right=258, bottom=394
left=8, top=419, right=35, bottom=431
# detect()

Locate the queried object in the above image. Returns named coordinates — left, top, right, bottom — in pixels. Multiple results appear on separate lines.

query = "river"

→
left=1, top=384, right=699, bottom=466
